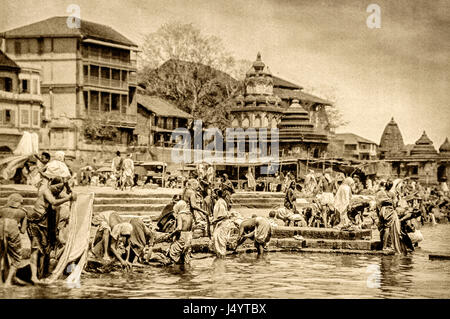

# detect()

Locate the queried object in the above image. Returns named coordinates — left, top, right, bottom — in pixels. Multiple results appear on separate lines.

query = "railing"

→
left=86, top=110, right=137, bottom=126
left=84, top=76, right=129, bottom=90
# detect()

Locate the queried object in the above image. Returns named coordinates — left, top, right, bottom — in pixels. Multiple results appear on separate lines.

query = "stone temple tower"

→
left=379, top=117, right=405, bottom=159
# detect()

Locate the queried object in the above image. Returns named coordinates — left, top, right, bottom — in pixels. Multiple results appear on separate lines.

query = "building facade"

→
left=0, top=16, right=138, bottom=160
left=0, top=50, right=42, bottom=157
left=332, top=133, right=378, bottom=160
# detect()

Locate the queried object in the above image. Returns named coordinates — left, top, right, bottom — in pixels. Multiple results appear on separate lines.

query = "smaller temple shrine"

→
left=278, top=99, right=329, bottom=158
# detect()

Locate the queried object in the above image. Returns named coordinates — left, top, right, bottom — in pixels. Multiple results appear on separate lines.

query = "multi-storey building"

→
left=332, top=133, right=378, bottom=160
left=0, top=16, right=138, bottom=160
left=0, top=50, right=42, bottom=157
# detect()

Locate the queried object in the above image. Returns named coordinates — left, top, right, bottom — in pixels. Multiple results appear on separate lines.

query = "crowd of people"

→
left=1, top=151, right=450, bottom=285
left=1, top=151, right=76, bottom=286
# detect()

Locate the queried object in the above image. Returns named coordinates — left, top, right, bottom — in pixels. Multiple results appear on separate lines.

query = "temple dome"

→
left=279, top=100, right=313, bottom=129
left=439, top=137, right=450, bottom=153
left=410, top=131, right=437, bottom=156
left=379, top=117, right=405, bottom=157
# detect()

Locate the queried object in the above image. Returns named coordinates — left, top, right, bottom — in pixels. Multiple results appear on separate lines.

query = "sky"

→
left=1, top=0, right=449, bottom=147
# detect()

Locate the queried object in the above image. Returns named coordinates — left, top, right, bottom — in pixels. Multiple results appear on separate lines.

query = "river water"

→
left=1, top=224, right=450, bottom=299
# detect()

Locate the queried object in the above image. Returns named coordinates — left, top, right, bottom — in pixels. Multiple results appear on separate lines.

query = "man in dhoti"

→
left=91, top=211, right=133, bottom=269
left=128, top=218, right=155, bottom=264
left=121, top=154, right=134, bottom=191
left=27, top=177, right=75, bottom=283
left=0, top=193, right=27, bottom=233
left=166, top=200, right=194, bottom=265
left=0, top=216, right=22, bottom=286
left=234, top=216, right=272, bottom=255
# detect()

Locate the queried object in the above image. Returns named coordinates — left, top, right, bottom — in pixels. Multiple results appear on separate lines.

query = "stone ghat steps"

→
left=272, top=226, right=372, bottom=240
left=93, top=204, right=167, bottom=213
left=166, top=237, right=383, bottom=254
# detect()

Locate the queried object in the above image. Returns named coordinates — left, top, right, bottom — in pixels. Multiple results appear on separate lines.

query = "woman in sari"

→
left=333, top=177, right=355, bottom=229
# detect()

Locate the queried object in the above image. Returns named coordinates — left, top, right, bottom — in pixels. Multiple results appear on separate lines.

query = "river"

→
left=1, top=224, right=450, bottom=299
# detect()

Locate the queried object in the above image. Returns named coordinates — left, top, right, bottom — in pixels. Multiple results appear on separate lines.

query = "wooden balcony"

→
left=86, top=110, right=137, bottom=128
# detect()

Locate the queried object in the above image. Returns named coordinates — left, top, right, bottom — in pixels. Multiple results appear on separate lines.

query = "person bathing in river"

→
left=211, top=190, right=237, bottom=257
left=128, top=218, right=155, bottom=264
left=183, top=179, right=209, bottom=235
left=0, top=215, right=22, bottom=287
left=91, top=210, right=133, bottom=270
left=27, top=177, right=75, bottom=283
left=234, top=216, right=272, bottom=255
left=152, top=200, right=195, bottom=266
left=0, top=193, right=27, bottom=234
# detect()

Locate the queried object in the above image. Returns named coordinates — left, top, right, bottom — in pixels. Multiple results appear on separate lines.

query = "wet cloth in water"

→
left=254, top=217, right=272, bottom=246
left=213, top=219, right=236, bottom=256
left=0, top=218, right=22, bottom=273
left=129, top=218, right=152, bottom=259
left=168, top=230, right=193, bottom=264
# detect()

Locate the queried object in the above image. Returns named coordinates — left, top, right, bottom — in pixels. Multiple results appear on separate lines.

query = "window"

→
left=4, top=110, right=13, bottom=124
left=21, top=109, right=29, bottom=125
left=412, top=166, right=418, bottom=175
left=111, top=94, right=120, bottom=111
left=0, top=77, right=13, bottom=92
left=38, top=38, right=44, bottom=54
left=345, top=144, right=357, bottom=151
left=32, top=110, right=39, bottom=126
left=90, top=91, right=99, bottom=111
left=121, top=95, right=127, bottom=113
left=21, top=79, right=30, bottom=93
left=14, top=41, right=22, bottom=55
left=101, top=92, right=110, bottom=112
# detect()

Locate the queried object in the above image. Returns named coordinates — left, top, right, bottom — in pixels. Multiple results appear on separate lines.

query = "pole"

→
left=238, top=165, right=240, bottom=190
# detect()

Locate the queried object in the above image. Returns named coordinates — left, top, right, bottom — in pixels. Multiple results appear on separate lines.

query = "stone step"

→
left=180, top=238, right=377, bottom=253
left=303, top=238, right=374, bottom=250
left=272, top=226, right=372, bottom=240
left=93, top=198, right=171, bottom=205
left=0, top=190, right=37, bottom=198
left=117, top=212, right=159, bottom=221
left=231, top=203, right=282, bottom=209
left=93, top=204, right=166, bottom=212
left=232, top=192, right=285, bottom=199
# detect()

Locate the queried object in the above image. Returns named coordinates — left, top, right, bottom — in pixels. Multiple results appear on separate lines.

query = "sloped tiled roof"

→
left=137, top=94, right=192, bottom=119
left=274, top=87, right=332, bottom=105
left=273, top=76, right=302, bottom=90
left=1, top=16, right=137, bottom=47
left=0, top=50, right=20, bottom=70
left=335, top=133, right=377, bottom=145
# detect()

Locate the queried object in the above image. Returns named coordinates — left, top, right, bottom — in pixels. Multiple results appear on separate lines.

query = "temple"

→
left=379, top=117, right=405, bottom=159
left=230, top=53, right=332, bottom=160
left=377, top=117, right=450, bottom=184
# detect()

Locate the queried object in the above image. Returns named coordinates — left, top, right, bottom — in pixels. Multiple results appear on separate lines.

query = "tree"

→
left=82, top=114, right=119, bottom=145
left=138, top=22, right=250, bottom=129
left=302, top=85, right=349, bottom=131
